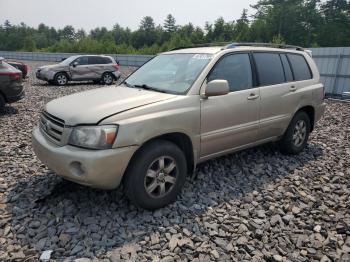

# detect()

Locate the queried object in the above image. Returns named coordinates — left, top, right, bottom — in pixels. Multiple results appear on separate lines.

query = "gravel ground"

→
left=0, top=61, right=349, bottom=262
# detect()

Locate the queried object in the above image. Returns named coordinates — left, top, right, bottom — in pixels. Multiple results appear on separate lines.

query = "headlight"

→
left=69, top=125, right=118, bottom=149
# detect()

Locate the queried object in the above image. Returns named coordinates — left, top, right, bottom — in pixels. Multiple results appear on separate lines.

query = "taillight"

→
left=0, top=72, right=21, bottom=81
left=113, top=64, right=120, bottom=71
left=10, top=72, right=21, bottom=81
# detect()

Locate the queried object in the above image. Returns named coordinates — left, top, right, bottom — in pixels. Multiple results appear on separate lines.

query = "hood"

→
left=38, top=64, right=64, bottom=70
left=45, top=86, right=176, bottom=125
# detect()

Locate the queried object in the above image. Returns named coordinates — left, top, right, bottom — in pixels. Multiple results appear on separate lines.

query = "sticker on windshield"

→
left=192, top=54, right=213, bottom=60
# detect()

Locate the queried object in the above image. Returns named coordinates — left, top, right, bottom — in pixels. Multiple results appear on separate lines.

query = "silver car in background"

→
left=36, top=55, right=121, bottom=86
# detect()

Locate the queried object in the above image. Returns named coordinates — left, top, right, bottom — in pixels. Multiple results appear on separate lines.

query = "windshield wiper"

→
left=134, top=84, right=168, bottom=93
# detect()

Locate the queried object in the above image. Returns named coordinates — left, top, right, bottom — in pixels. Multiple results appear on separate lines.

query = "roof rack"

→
left=170, top=42, right=231, bottom=51
left=169, top=42, right=305, bottom=52
left=224, top=42, right=305, bottom=51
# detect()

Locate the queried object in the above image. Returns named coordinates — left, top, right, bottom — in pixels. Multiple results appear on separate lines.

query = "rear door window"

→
left=208, top=53, right=253, bottom=92
left=253, top=52, right=285, bottom=86
left=88, top=56, right=100, bottom=65
left=280, top=54, right=294, bottom=82
left=287, top=54, right=312, bottom=81
left=88, top=56, right=111, bottom=64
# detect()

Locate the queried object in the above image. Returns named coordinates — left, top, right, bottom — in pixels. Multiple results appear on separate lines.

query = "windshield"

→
left=124, top=53, right=213, bottom=94
left=59, top=56, right=79, bottom=66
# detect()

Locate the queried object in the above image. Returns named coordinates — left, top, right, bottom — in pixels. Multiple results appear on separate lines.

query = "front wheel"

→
left=54, top=73, right=68, bottom=86
left=279, top=111, right=311, bottom=155
left=124, top=140, right=187, bottom=210
left=102, top=72, right=114, bottom=85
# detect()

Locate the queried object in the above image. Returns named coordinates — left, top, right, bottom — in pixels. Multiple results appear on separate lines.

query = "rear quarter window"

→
left=287, top=54, right=312, bottom=81
left=253, top=52, right=285, bottom=86
left=280, top=54, right=293, bottom=82
left=103, top=57, right=113, bottom=64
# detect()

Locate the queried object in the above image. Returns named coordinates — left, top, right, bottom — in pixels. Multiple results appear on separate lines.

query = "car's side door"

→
left=253, top=52, right=307, bottom=140
left=200, top=53, right=260, bottom=159
left=69, top=56, right=89, bottom=80
left=87, top=56, right=107, bottom=79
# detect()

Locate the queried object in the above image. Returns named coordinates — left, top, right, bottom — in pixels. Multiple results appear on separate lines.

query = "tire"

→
left=101, top=72, right=114, bottom=85
left=0, top=94, right=5, bottom=110
left=279, top=111, right=311, bottom=155
left=54, top=72, right=68, bottom=86
left=124, top=140, right=187, bottom=210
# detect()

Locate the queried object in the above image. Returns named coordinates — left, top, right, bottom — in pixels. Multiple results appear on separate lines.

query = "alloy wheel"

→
left=293, top=120, right=307, bottom=147
left=103, top=74, right=113, bottom=84
left=57, top=75, right=67, bottom=85
left=144, top=156, right=178, bottom=198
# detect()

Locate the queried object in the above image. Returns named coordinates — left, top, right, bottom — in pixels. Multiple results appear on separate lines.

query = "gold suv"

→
left=32, top=43, right=326, bottom=210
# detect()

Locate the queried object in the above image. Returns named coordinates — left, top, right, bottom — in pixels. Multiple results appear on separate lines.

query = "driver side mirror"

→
left=72, top=61, right=78, bottom=67
left=205, top=80, right=230, bottom=97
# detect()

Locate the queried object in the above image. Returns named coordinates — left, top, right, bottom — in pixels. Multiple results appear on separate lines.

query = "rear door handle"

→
left=247, top=93, right=260, bottom=100
left=290, top=86, right=297, bottom=92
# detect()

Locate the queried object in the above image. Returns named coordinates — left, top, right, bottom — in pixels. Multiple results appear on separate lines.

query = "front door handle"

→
left=247, top=93, right=260, bottom=100
left=290, top=86, right=297, bottom=92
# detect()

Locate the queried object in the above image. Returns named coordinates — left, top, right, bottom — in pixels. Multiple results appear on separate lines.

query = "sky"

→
left=0, top=0, right=258, bottom=31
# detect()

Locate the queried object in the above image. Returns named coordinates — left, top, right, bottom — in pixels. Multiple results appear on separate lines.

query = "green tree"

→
left=60, top=25, right=75, bottom=41
left=251, top=0, right=307, bottom=45
left=140, top=16, right=155, bottom=31
left=317, top=0, right=350, bottom=46
left=164, top=14, right=177, bottom=33
left=1, top=3, right=349, bottom=55
left=234, top=9, right=250, bottom=41
left=75, top=29, right=86, bottom=40
left=23, top=36, right=36, bottom=51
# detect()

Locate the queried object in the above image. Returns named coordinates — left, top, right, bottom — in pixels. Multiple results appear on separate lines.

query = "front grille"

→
left=39, top=111, right=65, bottom=143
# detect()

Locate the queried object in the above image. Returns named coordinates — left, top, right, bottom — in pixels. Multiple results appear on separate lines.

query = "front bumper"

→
left=36, top=70, right=51, bottom=81
left=32, top=127, right=138, bottom=189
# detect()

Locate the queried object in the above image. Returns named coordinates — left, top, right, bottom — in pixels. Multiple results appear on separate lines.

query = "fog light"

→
left=69, top=161, right=85, bottom=177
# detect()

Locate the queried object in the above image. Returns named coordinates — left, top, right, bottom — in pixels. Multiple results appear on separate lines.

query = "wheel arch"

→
left=54, top=71, right=70, bottom=80
left=103, top=71, right=117, bottom=80
left=125, top=132, right=195, bottom=178
left=295, top=105, right=315, bottom=132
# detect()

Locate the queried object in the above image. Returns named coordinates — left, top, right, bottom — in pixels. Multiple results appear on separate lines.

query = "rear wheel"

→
left=54, top=73, right=68, bottom=86
left=124, top=140, right=187, bottom=210
left=102, top=72, right=114, bottom=85
left=279, top=111, right=311, bottom=154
